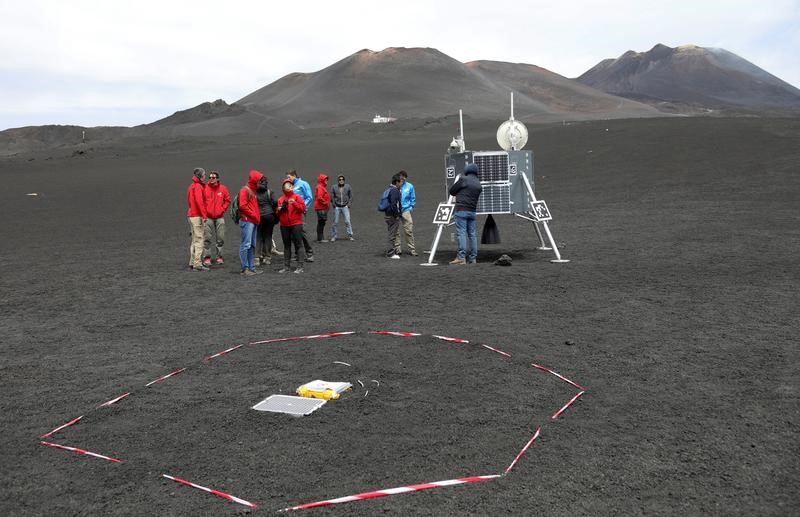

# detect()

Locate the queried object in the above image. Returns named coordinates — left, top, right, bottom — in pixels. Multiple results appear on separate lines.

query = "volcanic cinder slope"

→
left=577, top=43, right=800, bottom=113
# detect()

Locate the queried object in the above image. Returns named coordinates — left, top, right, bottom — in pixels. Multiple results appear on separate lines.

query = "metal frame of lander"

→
left=422, top=93, right=569, bottom=265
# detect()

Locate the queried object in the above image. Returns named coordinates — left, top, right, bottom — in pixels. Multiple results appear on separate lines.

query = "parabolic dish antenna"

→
left=496, top=119, right=528, bottom=151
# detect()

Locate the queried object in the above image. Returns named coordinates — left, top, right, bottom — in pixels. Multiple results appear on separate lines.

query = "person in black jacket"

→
left=383, top=174, right=403, bottom=259
left=448, top=163, right=483, bottom=264
left=255, top=176, right=279, bottom=266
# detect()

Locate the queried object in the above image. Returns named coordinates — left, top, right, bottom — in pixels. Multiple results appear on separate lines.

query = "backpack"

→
left=230, top=187, right=253, bottom=223
left=377, top=186, right=391, bottom=212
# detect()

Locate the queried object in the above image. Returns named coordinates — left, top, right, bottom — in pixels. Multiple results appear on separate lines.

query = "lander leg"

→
left=520, top=173, right=569, bottom=263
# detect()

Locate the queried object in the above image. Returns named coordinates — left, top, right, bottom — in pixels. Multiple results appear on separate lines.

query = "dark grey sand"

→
left=1, top=117, right=798, bottom=515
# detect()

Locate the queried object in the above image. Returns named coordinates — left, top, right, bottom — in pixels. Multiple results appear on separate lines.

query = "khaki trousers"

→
left=188, top=216, right=205, bottom=267
left=401, top=211, right=415, bottom=253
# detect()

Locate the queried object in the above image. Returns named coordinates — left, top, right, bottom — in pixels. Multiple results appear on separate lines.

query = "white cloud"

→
left=1, top=0, right=798, bottom=129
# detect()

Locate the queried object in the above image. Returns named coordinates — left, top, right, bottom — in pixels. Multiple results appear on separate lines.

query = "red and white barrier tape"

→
left=40, top=415, right=83, bottom=438
left=432, top=335, right=469, bottom=344
left=97, top=392, right=130, bottom=408
left=281, top=474, right=500, bottom=511
left=145, top=368, right=186, bottom=387
left=531, top=363, right=586, bottom=391
left=41, top=441, right=122, bottom=463
left=504, top=427, right=541, bottom=474
left=551, top=391, right=585, bottom=420
left=250, top=331, right=355, bottom=345
left=369, top=331, right=422, bottom=337
left=204, top=344, right=243, bottom=361
left=480, top=344, right=512, bottom=357
left=162, top=474, right=257, bottom=509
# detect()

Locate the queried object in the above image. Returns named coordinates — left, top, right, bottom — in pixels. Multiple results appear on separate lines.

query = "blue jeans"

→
left=331, top=206, right=353, bottom=238
left=454, top=210, right=477, bottom=261
left=239, top=220, right=257, bottom=271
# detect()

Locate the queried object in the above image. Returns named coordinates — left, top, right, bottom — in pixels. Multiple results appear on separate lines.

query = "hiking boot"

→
left=294, top=267, right=304, bottom=274
left=202, top=257, right=212, bottom=267
left=194, top=265, right=210, bottom=271
left=330, top=237, right=336, bottom=242
left=215, top=256, right=224, bottom=265
left=389, top=254, right=401, bottom=259
left=467, top=259, right=477, bottom=264
left=449, top=257, right=466, bottom=265
left=306, top=255, right=315, bottom=262
left=348, top=236, right=355, bottom=241
left=409, top=251, right=419, bottom=257
left=278, top=267, right=290, bottom=274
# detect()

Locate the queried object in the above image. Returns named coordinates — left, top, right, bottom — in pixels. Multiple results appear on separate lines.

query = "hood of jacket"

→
left=247, top=169, right=264, bottom=191
left=317, top=173, right=328, bottom=186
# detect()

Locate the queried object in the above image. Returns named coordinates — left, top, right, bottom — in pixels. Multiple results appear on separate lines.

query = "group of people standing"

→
left=186, top=167, right=355, bottom=275
left=187, top=163, right=481, bottom=273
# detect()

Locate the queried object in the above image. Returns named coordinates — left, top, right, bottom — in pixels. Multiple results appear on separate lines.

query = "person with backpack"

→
left=186, top=167, right=208, bottom=271
left=202, top=170, right=231, bottom=266
left=237, top=169, right=263, bottom=276
left=287, top=169, right=314, bottom=262
left=329, top=174, right=354, bottom=241
left=255, top=176, right=279, bottom=266
left=276, top=177, right=307, bottom=273
left=448, top=163, right=483, bottom=265
left=314, top=173, right=331, bottom=242
left=381, top=174, right=403, bottom=259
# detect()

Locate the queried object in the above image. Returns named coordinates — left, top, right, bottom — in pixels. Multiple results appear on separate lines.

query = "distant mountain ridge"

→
left=577, top=43, right=800, bottom=113
left=3, top=44, right=799, bottom=154
left=234, top=47, right=659, bottom=129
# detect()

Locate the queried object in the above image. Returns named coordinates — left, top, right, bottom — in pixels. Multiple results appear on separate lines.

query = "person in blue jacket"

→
left=398, top=170, right=417, bottom=256
left=288, top=169, right=314, bottom=262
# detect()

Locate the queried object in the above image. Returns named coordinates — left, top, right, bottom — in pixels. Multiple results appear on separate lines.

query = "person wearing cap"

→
left=202, top=170, right=230, bottom=266
left=314, top=173, right=331, bottom=242
left=276, top=177, right=307, bottom=273
left=398, top=170, right=418, bottom=256
left=186, top=167, right=208, bottom=271
left=287, top=169, right=314, bottom=262
left=238, top=170, right=264, bottom=276
left=448, top=163, right=483, bottom=265
left=329, top=174, right=354, bottom=241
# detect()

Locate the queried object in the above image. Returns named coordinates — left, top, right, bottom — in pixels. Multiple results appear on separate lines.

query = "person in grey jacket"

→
left=448, top=163, right=483, bottom=264
left=329, top=175, right=354, bottom=241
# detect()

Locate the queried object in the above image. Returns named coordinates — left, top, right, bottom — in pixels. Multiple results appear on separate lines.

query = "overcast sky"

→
left=1, top=0, right=797, bottom=130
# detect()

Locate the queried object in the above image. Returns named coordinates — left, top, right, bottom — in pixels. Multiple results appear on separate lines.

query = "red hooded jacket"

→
left=277, top=191, right=306, bottom=227
left=204, top=182, right=231, bottom=219
left=314, top=173, right=331, bottom=211
left=187, top=175, right=207, bottom=218
left=238, top=170, right=263, bottom=225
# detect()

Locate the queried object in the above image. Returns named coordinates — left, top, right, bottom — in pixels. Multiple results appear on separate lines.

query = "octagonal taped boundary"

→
left=37, top=330, right=588, bottom=511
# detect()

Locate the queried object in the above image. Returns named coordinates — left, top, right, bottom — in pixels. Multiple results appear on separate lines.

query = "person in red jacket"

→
left=276, top=177, right=307, bottom=274
left=238, top=169, right=263, bottom=276
left=186, top=167, right=208, bottom=271
left=202, top=170, right=231, bottom=266
left=314, top=173, right=331, bottom=242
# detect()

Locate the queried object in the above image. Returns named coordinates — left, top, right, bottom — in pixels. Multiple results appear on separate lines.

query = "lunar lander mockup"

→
left=422, top=94, right=568, bottom=265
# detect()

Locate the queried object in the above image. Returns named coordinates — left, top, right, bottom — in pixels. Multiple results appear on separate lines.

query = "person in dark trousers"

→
left=287, top=169, right=314, bottom=262
left=276, top=177, right=306, bottom=274
left=383, top=174, right=403, bottom=259
left=448, top=163, right=483, bottom=264
left=255, top=176, right=278, bottom=266
left=314, top=173, right=331, bottom=242
left=329, top=174, right=354, bottom=241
